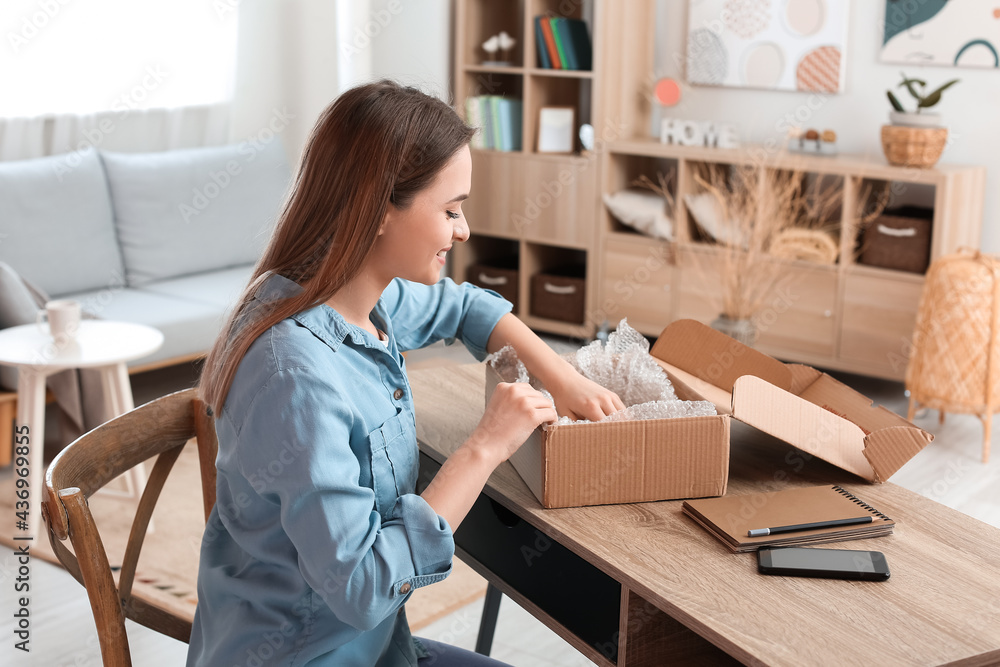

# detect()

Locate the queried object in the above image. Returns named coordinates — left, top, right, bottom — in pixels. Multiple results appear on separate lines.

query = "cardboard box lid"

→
left=649, top=319, right=933, bottom=483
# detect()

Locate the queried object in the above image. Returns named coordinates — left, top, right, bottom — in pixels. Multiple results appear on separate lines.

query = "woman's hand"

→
left=546, top=366, right=625, bottom=422
left=468, top=381, right=558, bottom=465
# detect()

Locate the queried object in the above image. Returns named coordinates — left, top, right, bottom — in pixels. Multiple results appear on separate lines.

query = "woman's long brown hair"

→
left=198, top=80, right=475, bottom=414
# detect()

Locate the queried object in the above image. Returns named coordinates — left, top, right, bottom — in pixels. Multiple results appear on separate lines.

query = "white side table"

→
left=0, top=320, right=163, bottom=539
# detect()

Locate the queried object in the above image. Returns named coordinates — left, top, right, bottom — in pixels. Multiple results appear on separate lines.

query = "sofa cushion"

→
left=0, top=261, right=44, bottom=329
left=138, top=264, right=254, bottom=310
left=0, top=148, right=125, bottom=297
left=101, top=139, right=290, bottom=287
left=58, top=285, right=227, bottom=369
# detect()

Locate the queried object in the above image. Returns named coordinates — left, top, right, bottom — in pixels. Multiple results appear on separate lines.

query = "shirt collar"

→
left=254, top=273, right=393, bottom=353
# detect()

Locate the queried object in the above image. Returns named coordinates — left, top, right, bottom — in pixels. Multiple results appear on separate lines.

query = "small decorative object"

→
left=482, top=31, right=516, bottom=66
left=906, top=249, right=1000, bottom=463
left=654, top=77, right=682, bottom=107
left=881, top=72, right=958, bottom=168
left=578, top=123, right=595, bottom=151
left=710, top=314, right=758, bottom=347
left=660, top=117, right=739, bottom=148
left=787, top=126, right=838, bottom=156
left=537, top=106, right=575, bottom=153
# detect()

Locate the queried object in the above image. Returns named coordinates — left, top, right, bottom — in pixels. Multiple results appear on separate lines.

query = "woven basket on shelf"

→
left=905, top=249, right=1000, bottom=462
left=881, top=125, right=948, bottom=168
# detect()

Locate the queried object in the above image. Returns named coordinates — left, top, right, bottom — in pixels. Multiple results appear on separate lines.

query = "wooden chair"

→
left=42, top=387, right=217, bottom=667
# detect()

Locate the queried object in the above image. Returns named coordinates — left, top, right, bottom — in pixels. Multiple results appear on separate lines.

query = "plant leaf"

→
left=918, top=78, right=960, bottom=108
left=887, top=90, right=906, bottom=111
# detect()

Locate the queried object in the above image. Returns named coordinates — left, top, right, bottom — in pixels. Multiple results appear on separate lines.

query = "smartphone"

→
left=757, top=547, right=890, bottom=581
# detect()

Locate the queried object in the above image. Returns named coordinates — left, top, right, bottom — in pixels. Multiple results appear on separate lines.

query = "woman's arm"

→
left=420, top=380, right=556, bottom=529
left=486, top=313, right=625, bottom=421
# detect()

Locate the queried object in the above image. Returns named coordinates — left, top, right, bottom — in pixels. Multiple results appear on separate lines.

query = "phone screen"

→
left=758, top=547, right=890, bottom=580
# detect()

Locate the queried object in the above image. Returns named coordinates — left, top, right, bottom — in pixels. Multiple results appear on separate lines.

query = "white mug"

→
left=36, top=299, right=81, bottom=340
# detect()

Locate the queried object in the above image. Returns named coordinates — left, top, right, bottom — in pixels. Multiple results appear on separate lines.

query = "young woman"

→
left=188, top=80, right=624, bottom=666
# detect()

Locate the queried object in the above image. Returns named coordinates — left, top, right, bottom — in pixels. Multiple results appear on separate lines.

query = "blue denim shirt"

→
left=187, top=274, right=512, bottom=666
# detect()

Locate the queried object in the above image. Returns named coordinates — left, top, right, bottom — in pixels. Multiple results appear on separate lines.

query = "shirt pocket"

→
left=368, top=411, right=418, bottom=517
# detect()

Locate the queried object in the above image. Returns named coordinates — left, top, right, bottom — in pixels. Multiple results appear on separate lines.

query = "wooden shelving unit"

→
left=453, top=0, right=987, bottom=380
left=596, top=138, right=986, bottom=380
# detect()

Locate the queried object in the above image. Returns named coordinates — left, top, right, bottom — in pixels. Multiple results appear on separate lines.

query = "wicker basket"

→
left=881, top=125, right=948, bottom=168
left=905, top=249, right=1000, bottom=462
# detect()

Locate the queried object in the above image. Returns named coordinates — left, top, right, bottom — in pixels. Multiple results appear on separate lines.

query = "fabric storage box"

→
left=530, top=269, right=585, bottom=323
left=859, top=206, right=933, bottom=274
left=467, top=262, right=519, bottom=311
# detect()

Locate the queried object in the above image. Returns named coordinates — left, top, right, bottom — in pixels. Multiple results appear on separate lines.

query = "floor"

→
left=2, top=335, right=997, bottom=666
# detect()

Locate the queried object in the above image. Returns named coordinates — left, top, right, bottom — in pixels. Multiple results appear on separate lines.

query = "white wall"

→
left=653, top=0, right=999, bottom=252
left=367, top=0, right=452, bottom=100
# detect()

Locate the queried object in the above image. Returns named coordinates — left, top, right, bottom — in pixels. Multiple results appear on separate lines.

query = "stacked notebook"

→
left=682, top=485, right=895, bottom=553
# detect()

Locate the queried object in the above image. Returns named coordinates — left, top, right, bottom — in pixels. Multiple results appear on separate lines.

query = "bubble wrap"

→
left=484, top=319, right=717, bottom=428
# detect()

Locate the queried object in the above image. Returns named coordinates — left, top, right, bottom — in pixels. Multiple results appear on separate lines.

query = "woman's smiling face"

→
left=372, top=145, right=472, bottom=285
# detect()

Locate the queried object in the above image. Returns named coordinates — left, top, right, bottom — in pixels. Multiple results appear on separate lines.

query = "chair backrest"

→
left=42, top=387, right=218, bottom=667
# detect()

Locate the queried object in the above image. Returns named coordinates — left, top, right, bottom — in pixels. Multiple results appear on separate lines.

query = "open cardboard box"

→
left=487, top=319, right=933, bottom=509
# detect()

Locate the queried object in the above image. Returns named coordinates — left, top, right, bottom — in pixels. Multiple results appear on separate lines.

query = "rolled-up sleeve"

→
left=381, top=277, right=512, bottom=359
left=233, top=366, right=455, bottom=632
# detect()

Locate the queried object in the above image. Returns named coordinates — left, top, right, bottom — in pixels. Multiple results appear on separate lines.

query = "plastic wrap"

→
left=485, top=319, right=717, bottom=428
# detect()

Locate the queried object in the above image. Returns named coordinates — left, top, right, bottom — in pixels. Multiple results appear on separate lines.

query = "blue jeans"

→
left=415, top=638, right=513, bottom=666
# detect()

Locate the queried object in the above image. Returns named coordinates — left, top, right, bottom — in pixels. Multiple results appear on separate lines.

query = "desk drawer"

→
left=419, top=453, right=622, bottom=663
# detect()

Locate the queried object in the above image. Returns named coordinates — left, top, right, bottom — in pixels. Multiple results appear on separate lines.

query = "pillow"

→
left=0, top=261, right=45, bottom=329
left=0, top=148, right=125, bottom=297
left=602, top=188, right=673, bottom=240
left=101, top=139, right=291, bottom=287
left=683, top=192, right=747, bottom=247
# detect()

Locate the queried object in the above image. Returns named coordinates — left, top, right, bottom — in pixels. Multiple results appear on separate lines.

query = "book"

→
left=488, top=96, right=503, bottom=150
left=497, top=98, right=522, bottom=152
left=539, top=17, right=562, bottom=69
left=534, top=16, right=552, bottom=69
left=562, top=18, right=592, bottom=71
left=549, top=18, right=571, bottom=71
left=465, top=97, right=486, bottom=150
left=478, top=96, right=494, bottom=150
left=682, top=485, right=895, bottom=553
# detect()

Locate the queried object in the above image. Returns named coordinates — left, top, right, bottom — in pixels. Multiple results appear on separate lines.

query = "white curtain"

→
left=0, top=0, right=237, bottom=159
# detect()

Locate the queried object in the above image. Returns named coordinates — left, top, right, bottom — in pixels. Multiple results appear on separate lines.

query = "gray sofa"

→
left=0, top=139, right=292, bottom=387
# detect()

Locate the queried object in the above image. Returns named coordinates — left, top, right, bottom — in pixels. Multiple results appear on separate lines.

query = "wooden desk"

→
left=411, top=363, right=1000, bottom=666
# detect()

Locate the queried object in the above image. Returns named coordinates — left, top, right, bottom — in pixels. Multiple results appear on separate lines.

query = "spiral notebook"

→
left=682, top=485, right=895, bottom=553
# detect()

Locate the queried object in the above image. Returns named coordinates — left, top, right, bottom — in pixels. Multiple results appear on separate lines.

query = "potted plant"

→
left=882, top=72, right=959, bottom=168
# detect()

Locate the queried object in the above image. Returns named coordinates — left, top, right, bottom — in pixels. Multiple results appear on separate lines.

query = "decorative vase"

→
left=881, top=125, right=948, bottom=169
left=710, top=315, right=758, bottom=348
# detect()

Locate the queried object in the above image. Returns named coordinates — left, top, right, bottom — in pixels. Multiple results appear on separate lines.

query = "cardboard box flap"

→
left=793, top=371, right=936, bottom=440
left=863, top=427, right=933, bottom=483
left=652, top=357, right=734, bottom=415
left=732, top=375, right=878, bottom=481
left=787, top=363, right=823, bottom=395
left=650, top=319, right=793, bottom=393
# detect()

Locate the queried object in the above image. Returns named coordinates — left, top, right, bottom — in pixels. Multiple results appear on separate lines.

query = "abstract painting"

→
left=686, top=0, right=850, bottom=93
left=880, top=0, right=1000, bottom=68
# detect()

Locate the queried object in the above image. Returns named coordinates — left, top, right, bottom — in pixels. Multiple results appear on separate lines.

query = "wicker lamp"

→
left=906, top=249, right=1000, bottom=463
